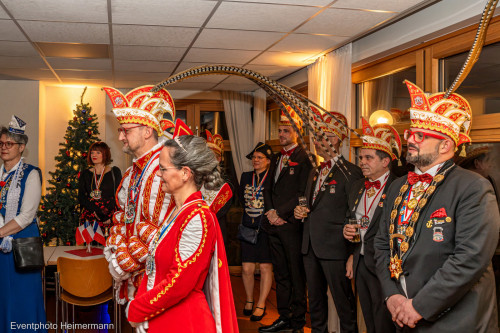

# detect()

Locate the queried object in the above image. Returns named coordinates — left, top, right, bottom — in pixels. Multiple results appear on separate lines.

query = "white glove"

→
left=108, top=255, right=131, bottom=281
left=103, top=244, right=115, bottom=261
left=0, top=236, right=13, bottom=253
left=136, top=321, right=149, bottom=333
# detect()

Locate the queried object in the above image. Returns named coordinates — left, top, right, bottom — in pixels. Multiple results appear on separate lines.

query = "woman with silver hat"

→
left=0, top=115, right=47, bottom=332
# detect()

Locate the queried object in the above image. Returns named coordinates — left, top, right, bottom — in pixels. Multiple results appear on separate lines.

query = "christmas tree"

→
left=39, top=88, right=100, bottom=245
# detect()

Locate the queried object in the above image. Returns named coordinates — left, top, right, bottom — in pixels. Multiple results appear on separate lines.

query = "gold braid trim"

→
left=149, top=207, right=209, bottom=305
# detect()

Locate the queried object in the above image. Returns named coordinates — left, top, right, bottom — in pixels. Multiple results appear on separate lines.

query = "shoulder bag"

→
left=12, top=237, right=45, bottom=271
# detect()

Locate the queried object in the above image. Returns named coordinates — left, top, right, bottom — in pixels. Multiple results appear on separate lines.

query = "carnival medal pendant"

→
left=250, top=199, right=263, bottom=209
left=90, top=190, right=102, bottom=200
left=125, top=204, right=136, bottom=224
left=389, top=254, right=403, bottom=280
left=145, top=254, right=154, bottom=275
left=367, top=187, right=376, bottom=198
left=360, top=216, right=370, bottom=230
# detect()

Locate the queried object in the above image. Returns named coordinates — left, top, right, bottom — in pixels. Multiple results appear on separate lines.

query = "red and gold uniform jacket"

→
left=104, top=143, right=172, bottom=302
left=128, top=191, right=238, bottom=333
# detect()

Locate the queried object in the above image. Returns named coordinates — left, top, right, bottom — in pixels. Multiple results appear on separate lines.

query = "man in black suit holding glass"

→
left=261, top=107, right=313, bottom=333
left=295, top=110, right=362, bottom=333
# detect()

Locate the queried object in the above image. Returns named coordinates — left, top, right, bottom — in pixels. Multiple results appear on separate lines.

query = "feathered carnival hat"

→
left=102, top=85, right=176, bottom=138
left=361, top=118, right=402, bottom=160
left=405, top=80, right=472, bottom=154
left=279, top=105, right=303, bottom=132
left=310, top=106, right=348, bottom=142
left=205, top=130, right=224, bottom=157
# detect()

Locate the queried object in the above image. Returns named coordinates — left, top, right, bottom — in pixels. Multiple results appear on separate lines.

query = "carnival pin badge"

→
left=426, top=208, right=450, bottom=228
left=433, top=226, right=444, bottom=242
left=289, top=161, right=298, bottom=175
left=379, top=193, right=386, bottom=207
left=328, top=179, right=337, bottom=193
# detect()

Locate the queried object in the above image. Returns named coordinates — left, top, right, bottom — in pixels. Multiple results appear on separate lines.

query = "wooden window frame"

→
left=174, top=99, right=232, bottom=151
left=351, top=16, right=500, bottom=146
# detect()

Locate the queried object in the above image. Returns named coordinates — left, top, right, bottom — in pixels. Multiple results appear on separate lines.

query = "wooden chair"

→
left=55, top=257, right=120, bottom=332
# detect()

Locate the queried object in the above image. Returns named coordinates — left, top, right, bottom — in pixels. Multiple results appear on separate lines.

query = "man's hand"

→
left=345, top=254, right=354, bottom=279
left=273, top=217, right=287, bottom=226
left=395, top=298, right=422, bottom=328
left=294, top=206, right=310, bottom=220
left=343, top=223, right=360, bottom=241
left=265, top=209, right=278, bottom=222
left=386, top=294, right=407, bottom=320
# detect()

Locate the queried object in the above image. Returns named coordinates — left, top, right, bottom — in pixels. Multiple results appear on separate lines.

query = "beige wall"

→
left=0, top=80, right=39, bottom=166
left=40, top=86, right=110, bottom=190
left=0, top=82, right=225, bottom=191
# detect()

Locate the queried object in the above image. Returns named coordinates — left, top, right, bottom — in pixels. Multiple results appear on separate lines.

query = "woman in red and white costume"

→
left=127, top=129, right=238, bottom=333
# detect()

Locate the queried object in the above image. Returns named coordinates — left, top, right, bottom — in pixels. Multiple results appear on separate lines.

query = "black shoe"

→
left=258, top=318, right=290, bottom=332
left=250, top=306, right=266, bottom=321
left=243, top=301, right=254, bottom=316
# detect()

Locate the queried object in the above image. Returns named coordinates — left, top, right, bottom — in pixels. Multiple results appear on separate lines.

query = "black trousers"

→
left=356, top=255, right=395, bottom=333
left=303, top=244, right=357, bottom=333
left=268, top=223, right=307, bottom=329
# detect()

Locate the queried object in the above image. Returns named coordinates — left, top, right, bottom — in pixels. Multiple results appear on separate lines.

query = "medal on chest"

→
left=125, top=203, right=136, bottom=224
left=91, top=168, right=105, bottom=200
left=90, top=190, right=102, bottom=200
left=387, top=165, right=452, bottom=280
left=360, top=216, right=370, bottom=230
left=366, top=187, right=376, bottom=198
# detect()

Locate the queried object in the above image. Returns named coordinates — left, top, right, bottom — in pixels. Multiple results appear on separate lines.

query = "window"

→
left=441, top=42, right=500, bottom=116
left=356, top=67, right=416, bottom=127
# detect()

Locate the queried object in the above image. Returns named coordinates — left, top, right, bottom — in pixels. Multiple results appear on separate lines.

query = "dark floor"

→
left=44, top=269, right=312, bottom=333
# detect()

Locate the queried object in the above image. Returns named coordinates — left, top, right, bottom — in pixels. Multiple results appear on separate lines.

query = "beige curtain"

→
left=308, top=43, right=352, bottom=158
left=307, top=43, right=353, bottom=333
left=253, top=88, right=267, bottom=145
left=222, top=90, right=254, bottom=182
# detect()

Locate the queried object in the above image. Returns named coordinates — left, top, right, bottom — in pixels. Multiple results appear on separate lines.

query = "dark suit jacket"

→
left=302, top=156, right=363, bottom=260
left=347, top=172, right=397, bottom=278
left=374, top=161, right=500, bottom=332
left=263, top=145, right=313, bottom=231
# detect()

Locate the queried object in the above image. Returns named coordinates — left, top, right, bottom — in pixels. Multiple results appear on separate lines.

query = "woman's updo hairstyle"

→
left=164, top=135, right=224, bottom=191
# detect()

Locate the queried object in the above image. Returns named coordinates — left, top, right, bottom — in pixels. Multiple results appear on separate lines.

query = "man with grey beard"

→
left=374, top=81, right=499, bottom=332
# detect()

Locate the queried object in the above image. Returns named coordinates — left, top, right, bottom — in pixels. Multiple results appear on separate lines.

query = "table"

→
left=44, top=245, right=105, bottom=266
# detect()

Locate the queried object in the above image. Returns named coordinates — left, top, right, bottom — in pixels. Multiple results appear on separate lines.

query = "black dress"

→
left=78, top=166, right=122, bottom=228
left=238, top=170, right=272, bottom=263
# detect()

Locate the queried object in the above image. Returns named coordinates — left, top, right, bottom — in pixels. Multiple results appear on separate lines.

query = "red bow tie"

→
left=320, top=160, right=332, bottom=170
left=407, top=172, right=433, bottom=185
left=365, top=180, right=381, bottom=189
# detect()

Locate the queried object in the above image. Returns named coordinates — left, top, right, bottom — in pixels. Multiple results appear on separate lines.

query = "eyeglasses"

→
left=158, top=166, right=179, bottom=174
left=118, top=125, right=144, bottom=135
left=0, top=141, right=21, bottom=149
left=251, top=156, right=266, bottom=160
left=403, top=129, right=446, bottom=143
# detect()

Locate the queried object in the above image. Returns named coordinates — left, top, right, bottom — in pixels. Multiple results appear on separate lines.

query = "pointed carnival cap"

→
left=205, top=129, right=224, bottom=157
left=279, top=105, right=303, bottom=132
left=360, top=117, right=402, bottom=160
left=405, top=80, right=472, bottom=148
left=8, top=115, right=26, bottom=135
left=310, top=105, right=348, bottom=141
left=102, top=85, right=176, bottom=138
left=172, top=118, right=193, bottom=138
